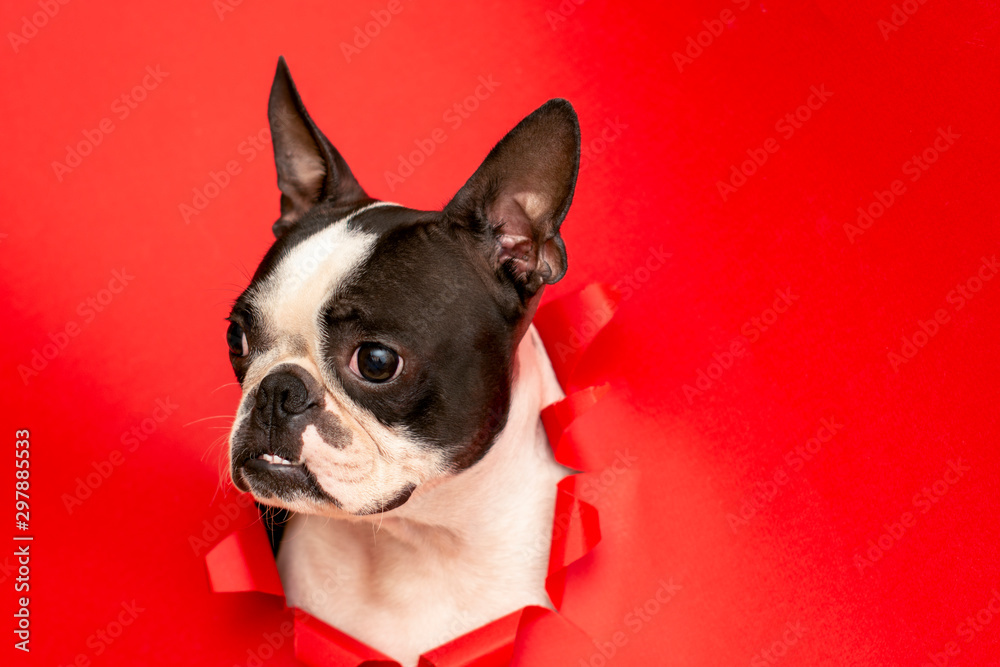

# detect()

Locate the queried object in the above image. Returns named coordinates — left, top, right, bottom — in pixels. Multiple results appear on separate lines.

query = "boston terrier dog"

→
left=225, top=57, right=579, bottom=666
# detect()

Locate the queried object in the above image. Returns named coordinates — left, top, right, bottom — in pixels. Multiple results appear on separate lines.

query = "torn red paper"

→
left=205, top=283, right=618, bottom=666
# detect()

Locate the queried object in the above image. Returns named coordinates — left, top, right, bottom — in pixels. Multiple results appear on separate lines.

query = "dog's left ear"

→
left=268, top=56, right=368, bottom=237
left=444, top=99, right=580, bottom=299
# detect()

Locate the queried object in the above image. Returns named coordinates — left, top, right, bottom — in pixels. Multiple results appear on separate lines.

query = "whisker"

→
left=201, top=432, right=230, bottom=464
left=185, top=415, right=235, bottom=427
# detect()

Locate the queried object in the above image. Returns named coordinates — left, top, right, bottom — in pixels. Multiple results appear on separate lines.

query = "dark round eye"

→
left=351, top=343, right=402, bottom=382
left=226, top=321, right=248, bottom=357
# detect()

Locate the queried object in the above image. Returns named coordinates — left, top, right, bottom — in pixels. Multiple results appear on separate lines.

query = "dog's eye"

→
left=227, top=321, right=248, bottom=357
left=351, top=343, right=402, bottom=383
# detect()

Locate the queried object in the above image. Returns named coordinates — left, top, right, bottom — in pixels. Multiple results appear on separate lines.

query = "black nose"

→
left=256, top=370, right=312, bottom=423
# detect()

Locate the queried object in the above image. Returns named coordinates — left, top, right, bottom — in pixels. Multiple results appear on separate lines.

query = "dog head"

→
left=225, top=57, right=579, bottom=517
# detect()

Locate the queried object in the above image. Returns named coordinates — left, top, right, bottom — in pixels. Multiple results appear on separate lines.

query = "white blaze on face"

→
left=252, top=203, right=394, bottom=346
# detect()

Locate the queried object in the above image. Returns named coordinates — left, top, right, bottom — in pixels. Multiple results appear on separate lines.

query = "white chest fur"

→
left=275, top=326, right=570, bottom=666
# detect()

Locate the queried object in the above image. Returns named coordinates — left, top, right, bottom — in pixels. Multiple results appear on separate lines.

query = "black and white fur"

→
left=225, top=57, right=580, bottom=665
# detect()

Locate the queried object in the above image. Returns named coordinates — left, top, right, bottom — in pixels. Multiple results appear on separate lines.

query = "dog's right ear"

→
left=444, top=99, right=580, bottom=301
left=268, top=56, right=368, bottom=237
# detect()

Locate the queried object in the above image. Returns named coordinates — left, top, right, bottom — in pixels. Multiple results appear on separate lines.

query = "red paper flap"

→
left=417, top=608, right=522, bottom=667
left=294, top=608, right=399, bottom=667
left=541, top=384, right=611, bottom=470
left=545, top=476, right=602, bottom=610
left=534, top=283, right=621, bottom=389
left=510, top=606, right=596, bottom=666
left=205, top=522, right=284, bottom=597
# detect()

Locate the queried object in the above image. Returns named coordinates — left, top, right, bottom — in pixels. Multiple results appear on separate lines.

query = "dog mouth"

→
left=254, top=452, right=298, bottom=466
left=228, top=412, right=416, bottom=514
left=231, top=448, right=417, bottom=515
left=240, top=451, right=306, bottom=481
left=232, top=445, right=329, bottom=500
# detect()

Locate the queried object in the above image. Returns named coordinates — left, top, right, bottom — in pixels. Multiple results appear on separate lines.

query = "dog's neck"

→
left=276, top=326, right=570, bottom=662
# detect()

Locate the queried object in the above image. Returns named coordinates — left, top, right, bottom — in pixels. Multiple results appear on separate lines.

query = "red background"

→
left=2, top=0, right=999, bottom=664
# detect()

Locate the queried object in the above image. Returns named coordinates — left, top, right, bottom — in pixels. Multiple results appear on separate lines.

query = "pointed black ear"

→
left=268, top=56, right=368, bottom=237
left=444, top=99, right=580, bottom=298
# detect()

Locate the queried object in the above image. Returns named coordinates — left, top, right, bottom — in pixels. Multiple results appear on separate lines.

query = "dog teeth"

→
left=259, top=453, right=295, bottom=465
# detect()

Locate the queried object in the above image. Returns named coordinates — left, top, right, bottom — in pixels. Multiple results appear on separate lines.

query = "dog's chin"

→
left=237, top=458, right=327, bottom=498
left=234, top=460, right=417, bottom=517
